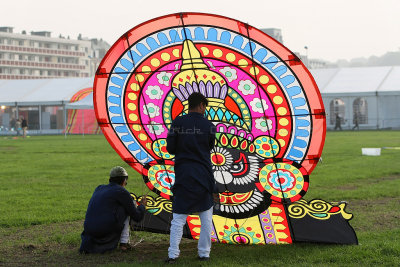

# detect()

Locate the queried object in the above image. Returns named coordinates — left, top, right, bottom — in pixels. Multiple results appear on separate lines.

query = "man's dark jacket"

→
left=79, top=182, right=145, bottom=253
left=166, top=112, right=216, bottom=214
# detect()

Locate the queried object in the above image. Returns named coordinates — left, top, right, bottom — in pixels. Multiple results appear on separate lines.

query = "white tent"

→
left=0, top=77, right=93, bottom=106
left=0, top=77, right=93, bottom=134
left=311, top=66, right=400, bottom=129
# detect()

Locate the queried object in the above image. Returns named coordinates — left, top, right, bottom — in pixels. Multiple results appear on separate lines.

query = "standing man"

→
left=166, top=92, right=217, bottom=263
left=21, top=116, right=28, bottom=138
left=15, top=118, right=22, bottom=136
left=80, top=166, right=147, bottom=253
left=334, top=113, right=342, bottom=131
left=352, top=112, right=360, bottom=130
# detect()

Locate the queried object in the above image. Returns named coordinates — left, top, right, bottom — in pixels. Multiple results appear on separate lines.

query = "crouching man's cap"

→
left=110, top=166, right=128, bottom=178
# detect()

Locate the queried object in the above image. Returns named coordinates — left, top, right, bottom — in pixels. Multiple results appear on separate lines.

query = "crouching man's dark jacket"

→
left=79, top=182, right=145, bottom=253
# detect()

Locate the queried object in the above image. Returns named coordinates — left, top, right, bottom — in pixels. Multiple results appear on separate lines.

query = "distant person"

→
left=15, top=118, right=22, bottom=136
left=21, top=117, right=28, bottom=138
left=352, top=113, right=359, bottom=130
left=80, top=166, right=147, bottom=254
left=10, top=117, right=16, bottom=132
left=334, top=113, right=342, bottom=131
left=165, top=92, right=217, bottom=263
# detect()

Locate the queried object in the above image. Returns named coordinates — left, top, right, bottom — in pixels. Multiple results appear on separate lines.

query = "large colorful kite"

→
left=94, top=13, right=357, bottom=244
left=66, top=88, right=101, bottom=134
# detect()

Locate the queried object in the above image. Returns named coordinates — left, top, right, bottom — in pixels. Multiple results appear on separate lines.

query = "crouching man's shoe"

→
left=119, top=243, right=133, bottom=251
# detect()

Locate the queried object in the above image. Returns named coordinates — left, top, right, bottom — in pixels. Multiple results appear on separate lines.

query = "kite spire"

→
left=180, top=40, right=208, bottom=71
left=171, top=40, right=227, bottom=104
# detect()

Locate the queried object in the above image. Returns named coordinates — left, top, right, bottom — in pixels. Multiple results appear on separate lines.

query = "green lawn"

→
left=0, top=131, right=399, bottom=266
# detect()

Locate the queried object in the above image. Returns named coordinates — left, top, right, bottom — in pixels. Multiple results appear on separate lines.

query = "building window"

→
left=329, top=98, right=345, bottom=125
left=353, top=98, right=368, bottom=124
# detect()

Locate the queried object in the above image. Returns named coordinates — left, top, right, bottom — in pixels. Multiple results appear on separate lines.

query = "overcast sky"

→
left=2, top=0, right=399, bottom=62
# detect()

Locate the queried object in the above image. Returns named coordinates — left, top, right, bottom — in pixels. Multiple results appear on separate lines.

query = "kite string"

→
left=127, top=21, right=188, bottom=231
left=123, top=32, right=175, bottom=204
left=224, top=22, right=275, bottom=239
left=178, top=13, right=236, bottom=242
left=124, top=28, right=180, bottom=234
left=116, top=18, right=316, bottom=244
left=235, top=22, right=296, bottom=243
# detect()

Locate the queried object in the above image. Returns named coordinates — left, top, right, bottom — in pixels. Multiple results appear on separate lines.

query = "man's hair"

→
left=109, top=176, right=128, bottom=185
left=188, top=92, right=208, bottom=110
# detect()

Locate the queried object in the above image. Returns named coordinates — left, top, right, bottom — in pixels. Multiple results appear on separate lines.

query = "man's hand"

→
left=139, top=197, right=147, bottom=206
left=213, top=193, right=220, bottom=203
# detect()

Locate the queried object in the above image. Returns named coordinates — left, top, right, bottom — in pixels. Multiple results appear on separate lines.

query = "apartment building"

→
left=0, top=27, right=108, bottom=79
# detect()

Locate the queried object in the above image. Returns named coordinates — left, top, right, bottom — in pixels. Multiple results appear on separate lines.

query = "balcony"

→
left=0, top=59, right=86, bottom=70
left=0, top=44, right=86, bottom=57
left=0, top=74, right=80, bottom=79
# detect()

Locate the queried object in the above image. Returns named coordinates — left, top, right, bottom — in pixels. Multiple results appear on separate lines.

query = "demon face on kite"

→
left=94, top=13, right=357, bottom=245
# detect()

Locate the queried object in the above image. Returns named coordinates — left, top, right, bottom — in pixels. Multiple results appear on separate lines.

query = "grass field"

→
left=0, top=131, right=399, bottom=266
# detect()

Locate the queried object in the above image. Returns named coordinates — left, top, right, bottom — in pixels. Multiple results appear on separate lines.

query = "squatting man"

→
left=80, top=166, right=147, bottom=253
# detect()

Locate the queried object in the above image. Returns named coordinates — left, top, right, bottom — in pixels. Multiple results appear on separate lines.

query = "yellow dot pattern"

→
left=226, top=53, right=236, bottom=62
left=213, top=49, right=223, bottom=58
left=127, top=103, right=137, bottom=111
left=249, top=67, right=259, bottom=76
left=162, top=95, right=174, bottom=125
left=130, top=83, right=140, bottom=91
left=238, top=59, right=248, bottom=68
left=129, top=113, right=138, bottom=121
left=138, top=133, right=147, bottom=141
left=172, top=49, right=180, bottom=57
left=278, top=139, right=286, bottom=147
left=132, top=125, right=142, bottom=131
left=141, top=66, right=151, bottom=74
left=277, top=107, right=287, bottom=115
left=128, top=92, right=138, bottom=101
left=278, top=129, right=288, bottom=136
left=200, top=47, right=209, bottom=56
left=267, top=85, right=277, bottom=94
left=151, top=58, right=160, bottom=67
left=161, top=53, right=170, bottom=61
left=135, top=74, right=144, bottom=82
left=259, top=75, right=269, bottom=84
left=279, top=118, right=289, bottom=126
left=273, top=96, right=283, bottom=105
